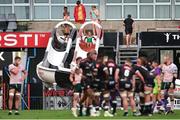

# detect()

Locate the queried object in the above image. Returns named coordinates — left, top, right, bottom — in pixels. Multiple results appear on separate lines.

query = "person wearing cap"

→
left=78, top=50, right=97, bottom=117
left=74, top=0, right=86, bottom=24
left=123, top=14, right=134, bottom=47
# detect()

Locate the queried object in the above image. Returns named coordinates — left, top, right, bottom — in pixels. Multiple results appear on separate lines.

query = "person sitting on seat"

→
left=85, top=31, right=95, bottom=48
left=63, top=24, right=70, bottom=40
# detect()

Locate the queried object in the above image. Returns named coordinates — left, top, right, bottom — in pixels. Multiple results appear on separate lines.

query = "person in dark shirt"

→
left=92, top=57, right=113, bottom=117
left=135, top=57, right=155, bottom=116
left=123, top=14, right=134, bottom=47
left=115, top=59, right=142, bottom=116
left=78, top=50, right=97, bottom=116
left=106, top=58, right=118, bottom=116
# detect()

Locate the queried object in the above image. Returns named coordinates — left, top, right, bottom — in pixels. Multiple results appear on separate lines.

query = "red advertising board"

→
left=0, top=32, right=51, bottom=48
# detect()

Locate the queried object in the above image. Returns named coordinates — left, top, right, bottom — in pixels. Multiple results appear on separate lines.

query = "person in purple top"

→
left=150, top=60, right=162, bottom=113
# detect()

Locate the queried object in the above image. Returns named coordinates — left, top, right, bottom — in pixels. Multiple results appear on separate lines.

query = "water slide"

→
left=36, top=21, right=102, bottom=87
left=71, top=21, right=102, bottom=69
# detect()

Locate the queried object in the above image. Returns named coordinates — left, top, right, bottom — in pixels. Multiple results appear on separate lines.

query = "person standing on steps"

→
left=123, top=14, right=134, bottom=48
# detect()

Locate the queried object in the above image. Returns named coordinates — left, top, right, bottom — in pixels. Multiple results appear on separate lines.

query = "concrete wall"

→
left=26, top=20, right=180, bottom=37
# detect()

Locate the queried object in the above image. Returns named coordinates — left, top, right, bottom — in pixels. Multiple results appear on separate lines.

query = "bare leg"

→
left=122, top=97, right=128, bottom=113
left=152, top=94, right=158, bottom=112
left=86, top=88, right=95, bottom=116
left=73, top=94, right=79, bottom=108
left=72, top=93, right=79, bottom=117
left=80, top=90, right=88, bottom=105
left=130, top=96, right=136, bottom=112
left=79, top=90, right=88, bottom=116
left=169, top=88, right=175, bottom=112
left=92, top=24, right=96, bottom=35
left=94, top=94, right=100, bottom=115
left=103, top=91, right=110, bottom=111
left=144, top=86, right=153, bottom=115
left=126, top=34, right=130, bottom=47
left=144, top=86, right=152, bottom=103
left=8, top=89, right=15, bottom=113
left=15, top=92, right=21, bottom=111
left=129, top=34, right=132, bottom=45
left=87, top=88, right=95, bottom=108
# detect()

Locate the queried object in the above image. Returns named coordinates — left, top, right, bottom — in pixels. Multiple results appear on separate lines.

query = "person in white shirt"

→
left=160, top=56, right=178, bottom=114
left=69, top=57, right=82, bottom=117
left=8, top=56, right=27, bottom=115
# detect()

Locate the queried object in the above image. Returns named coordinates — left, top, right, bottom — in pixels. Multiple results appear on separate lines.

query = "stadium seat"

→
left=0, top=14, right=7, bottom=31
left=7, top=13, right=17, bottom=31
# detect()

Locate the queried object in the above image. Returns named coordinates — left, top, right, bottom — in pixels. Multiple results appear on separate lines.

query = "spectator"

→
left=123, top=14, right=134, bottom=47
left=63, top=6, right=70, bottom=21
left=90, top=5, right=99, bottom=23
left=85, top=31, right=95, bottom=48
left=90, top=5, right=100, bottom=35
left=74, top=0, right=86, bottom=24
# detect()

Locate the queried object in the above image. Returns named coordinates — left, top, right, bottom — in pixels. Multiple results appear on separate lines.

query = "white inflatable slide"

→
left=36, top=21, right=103, bottom=87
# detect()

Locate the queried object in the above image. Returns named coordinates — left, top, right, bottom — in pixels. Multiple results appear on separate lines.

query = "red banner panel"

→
left=0, top=32, right=51, bottom=48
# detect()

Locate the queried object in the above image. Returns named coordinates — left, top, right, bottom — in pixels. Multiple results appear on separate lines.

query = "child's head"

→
left=76, top=0, right=81, bottom=5
left=91, top=5, right=96, bottom=10
left=87, top=31, right=92, bottom=36
left=64, top=6, right=68, bottom=11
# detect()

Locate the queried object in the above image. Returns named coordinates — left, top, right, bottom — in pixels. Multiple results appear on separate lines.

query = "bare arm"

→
left=132, top=22, right=135, bottom=29
left=132, top=75, right=136, bottom=91
left=156, top=75, right=162, bottom=90
left=21, top=70, right=28, bottom=80
left=173, top=65, right=178, bottom=78
left=114, top=68, right=119, bottom=83
left=90, top=11, right=93, bottom=20
left=69, top=72, right=74, bottom=83
left=10, top=68, right=19, bottom=75
left=22, top=70, right=27, bottom=76
left=114, top=68, right=120, bottom=90
left=95, top=9, right=100, bottom=17
left=104, top=67, right=109, bottom=80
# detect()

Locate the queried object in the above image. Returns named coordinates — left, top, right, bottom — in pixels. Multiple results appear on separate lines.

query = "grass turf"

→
left=0, top=110, right=180, bottom=119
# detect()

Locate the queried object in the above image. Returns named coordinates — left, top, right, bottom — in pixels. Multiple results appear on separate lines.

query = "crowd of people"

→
left=69, top=50, right=178, bottom=117
left=62, top=0, right=100, bottom=48
left=6, top=0, right=178, bottom=117
left=63, top=0, right=134, bottom=47
left=63, top=0, right=99, bottom=24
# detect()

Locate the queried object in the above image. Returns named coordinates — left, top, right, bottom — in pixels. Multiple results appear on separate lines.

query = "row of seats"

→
left=0, top=13, right=17, bottom=32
